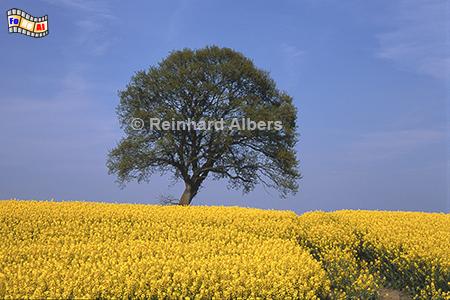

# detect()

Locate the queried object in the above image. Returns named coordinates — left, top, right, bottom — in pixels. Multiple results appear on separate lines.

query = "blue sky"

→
left=0, top=0, right=448, bottom=212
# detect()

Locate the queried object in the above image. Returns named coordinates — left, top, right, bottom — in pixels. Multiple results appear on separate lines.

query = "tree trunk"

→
left=179, top=183, right=197, bottom=206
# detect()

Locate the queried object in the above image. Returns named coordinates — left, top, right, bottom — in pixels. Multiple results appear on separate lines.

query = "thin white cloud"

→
left=348, top=129, right=446, bottom=161
left=279, top=43, right=305, bottom=88
left=43, top=0, right=114, bottom=18
left=376, top=0, right=449, bottom=80
left=0, top=71, right=116, bottom=169
left=43, top=0, right=116, bottom=56
left=74, top=19, right=115, bottom=55
left=281, top=43, right=305, bottom=59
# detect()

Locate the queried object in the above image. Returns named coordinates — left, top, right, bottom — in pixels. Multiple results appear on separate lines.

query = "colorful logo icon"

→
left=7, top=8, right=48, bottom=38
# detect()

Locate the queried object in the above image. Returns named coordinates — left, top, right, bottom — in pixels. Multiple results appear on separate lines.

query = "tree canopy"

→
left=107, top=46, right=300, bottom=205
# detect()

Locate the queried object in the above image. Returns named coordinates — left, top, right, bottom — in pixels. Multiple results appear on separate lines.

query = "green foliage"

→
left=107, top=46, right=300, bottom=204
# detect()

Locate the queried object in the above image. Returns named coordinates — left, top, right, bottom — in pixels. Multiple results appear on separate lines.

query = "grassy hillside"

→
left=0, top=200, right=448, bottom=299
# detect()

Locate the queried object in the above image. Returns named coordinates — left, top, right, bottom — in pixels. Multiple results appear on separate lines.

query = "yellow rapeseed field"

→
left=297, top=211, right=450, bottom=299
left=0, top=200, right=449, bottom=299
left=0, top=201, right=329, bottom=299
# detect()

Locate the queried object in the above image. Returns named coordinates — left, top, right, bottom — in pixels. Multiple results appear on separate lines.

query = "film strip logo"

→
left=7, top=8, right=48, bottom=38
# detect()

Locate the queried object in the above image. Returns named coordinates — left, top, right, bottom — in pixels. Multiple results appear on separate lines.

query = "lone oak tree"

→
left=107, top=46, right=300, bottom=205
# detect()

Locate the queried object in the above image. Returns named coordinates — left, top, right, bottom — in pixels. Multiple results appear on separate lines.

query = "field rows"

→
left=0, top=201, right=449, bottom=299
